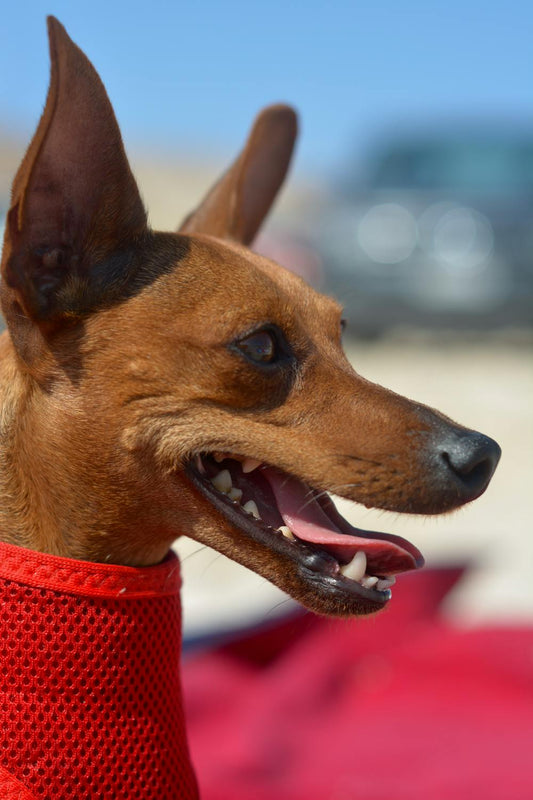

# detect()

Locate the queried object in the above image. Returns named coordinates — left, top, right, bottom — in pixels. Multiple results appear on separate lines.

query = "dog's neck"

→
left=0, top=333, right=175, bottom=566
left=0, top=335, right=41, bottom=552
left=0, top=334, right=98, bottom=559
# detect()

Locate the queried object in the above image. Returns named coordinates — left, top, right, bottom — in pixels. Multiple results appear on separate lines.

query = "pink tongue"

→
left=263, top=469, right=423, bottom=575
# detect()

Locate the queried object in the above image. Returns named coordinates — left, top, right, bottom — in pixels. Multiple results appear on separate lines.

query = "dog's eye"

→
left=237, top=330, right=277, bottom=363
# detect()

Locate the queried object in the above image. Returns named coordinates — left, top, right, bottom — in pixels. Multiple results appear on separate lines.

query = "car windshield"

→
left=370, top=140, right=533, bottom=194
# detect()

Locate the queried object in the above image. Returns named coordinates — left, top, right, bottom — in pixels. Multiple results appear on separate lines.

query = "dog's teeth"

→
left=277, top=525, right=295, bottom=541
left=340, top=551, right=367, bottom=581
left=228, top=487, right=243, bottom=502
left=361, top=575, right=379, bottom=589
left=213, top=452, right=227, bottom=463
left=241, top=458, right=262, bottom=474
left=195, top=454, right=206, bottom=475
left=376, top=576, right=396, bottom=591
left=243, top=500, right=260, bottom=519
left=211, top=469, right=232, bottom=494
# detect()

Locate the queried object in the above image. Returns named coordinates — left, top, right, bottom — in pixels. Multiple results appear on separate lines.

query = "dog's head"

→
left=0, top=18, right=500, bottom=615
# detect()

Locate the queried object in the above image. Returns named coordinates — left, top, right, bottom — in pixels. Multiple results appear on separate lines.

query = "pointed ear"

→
left=1, top=16, right=147, bottom=325
left=179, top=104, right=297, bottom=245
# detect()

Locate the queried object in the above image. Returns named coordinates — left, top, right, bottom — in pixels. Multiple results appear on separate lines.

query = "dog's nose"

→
left=439, top=430, right=501, bottom=501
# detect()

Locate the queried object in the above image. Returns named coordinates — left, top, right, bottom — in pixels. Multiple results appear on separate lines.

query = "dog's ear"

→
left=179, top=104, right=297, bottom=245
left=1, top=17, right=147, bottom=328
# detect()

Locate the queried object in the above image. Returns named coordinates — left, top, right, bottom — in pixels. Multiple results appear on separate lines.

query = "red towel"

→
left=183, top=568, right=533, bottom=800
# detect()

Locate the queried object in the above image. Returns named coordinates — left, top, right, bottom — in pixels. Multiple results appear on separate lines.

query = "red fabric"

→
left=183, top=568, right=533, bottom=800
left=0, top=541, right=198, bottom=800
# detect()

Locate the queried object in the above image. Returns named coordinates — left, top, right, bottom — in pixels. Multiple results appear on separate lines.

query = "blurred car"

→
left=315, top=131, right=533, bottom=335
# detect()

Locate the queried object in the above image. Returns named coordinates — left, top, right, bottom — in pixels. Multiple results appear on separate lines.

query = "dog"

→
left=0, top=16, right=500, bottom=800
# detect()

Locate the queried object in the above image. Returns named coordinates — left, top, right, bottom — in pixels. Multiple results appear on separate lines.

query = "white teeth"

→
left=242, top=458, right=262, bottom=474
left=195, top=455, right=206, bottom=475
left=277, top=525, right=296, bottom=541
left=339, top=558, right=395, bottom=592
left=228, top=487, right=243, bottom=502
left=211, top=469, right=232, bottom=494
left=376, top=576, right=396, bottom=591
left=340, top=551, right=367, bottom=581
left=243, top=500, right=261, bottom=519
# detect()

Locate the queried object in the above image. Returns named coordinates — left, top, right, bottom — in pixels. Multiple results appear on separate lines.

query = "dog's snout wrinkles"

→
left=439, top=430, right=501, bottom=500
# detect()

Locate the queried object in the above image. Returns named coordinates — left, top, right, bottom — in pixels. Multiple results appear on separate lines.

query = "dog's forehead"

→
left=174, top=233, right=343, bottom=327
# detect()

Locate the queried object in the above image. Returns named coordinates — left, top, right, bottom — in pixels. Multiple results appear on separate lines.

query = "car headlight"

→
left=420, top=204, right=494, bottom=274
left=356, top=203, right=417, bottom=264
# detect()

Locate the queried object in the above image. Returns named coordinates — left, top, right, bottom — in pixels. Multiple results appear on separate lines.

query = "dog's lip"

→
left=184, top=453, right=424, bottom=614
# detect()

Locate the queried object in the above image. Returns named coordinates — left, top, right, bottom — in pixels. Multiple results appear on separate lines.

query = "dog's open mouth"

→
left=186, top=453, right=424, bottom=614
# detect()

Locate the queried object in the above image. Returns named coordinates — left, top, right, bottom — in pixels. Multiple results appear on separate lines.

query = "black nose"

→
left=439, top=430, right=501, bottom=502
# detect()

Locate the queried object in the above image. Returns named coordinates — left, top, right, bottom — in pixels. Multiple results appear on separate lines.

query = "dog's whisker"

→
left=295, top=484, right=364, bottom=514
left=178, top=544, right=210, bottom=564
left=198, top=552, right=225, bottom=579
left=265, top=597, right=296, bottom=619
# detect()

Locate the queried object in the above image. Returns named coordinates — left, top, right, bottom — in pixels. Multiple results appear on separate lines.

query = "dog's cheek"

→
left=181, top=352, right=296, bottom=412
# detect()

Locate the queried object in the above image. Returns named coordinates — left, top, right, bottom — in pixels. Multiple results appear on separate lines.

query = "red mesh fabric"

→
left=0, top=541, right=199, bottom=800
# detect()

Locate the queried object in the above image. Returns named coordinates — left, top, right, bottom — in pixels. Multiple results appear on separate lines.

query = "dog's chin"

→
left=184, top=452, right=424, bottom=617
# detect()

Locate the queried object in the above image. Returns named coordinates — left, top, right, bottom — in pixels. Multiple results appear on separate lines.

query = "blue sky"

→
left=0, top=0, right=531, bottom=179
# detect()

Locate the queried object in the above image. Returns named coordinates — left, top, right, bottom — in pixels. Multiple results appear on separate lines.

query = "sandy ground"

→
left=176, top=331, right=533, bottom=637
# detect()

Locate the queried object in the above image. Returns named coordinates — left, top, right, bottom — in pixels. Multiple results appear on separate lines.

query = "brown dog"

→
left=0, top=16, right=499, bottom=798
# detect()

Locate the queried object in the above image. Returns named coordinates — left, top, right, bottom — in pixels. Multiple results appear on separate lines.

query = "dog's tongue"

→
left=263, top=469, right=423, bottom=574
